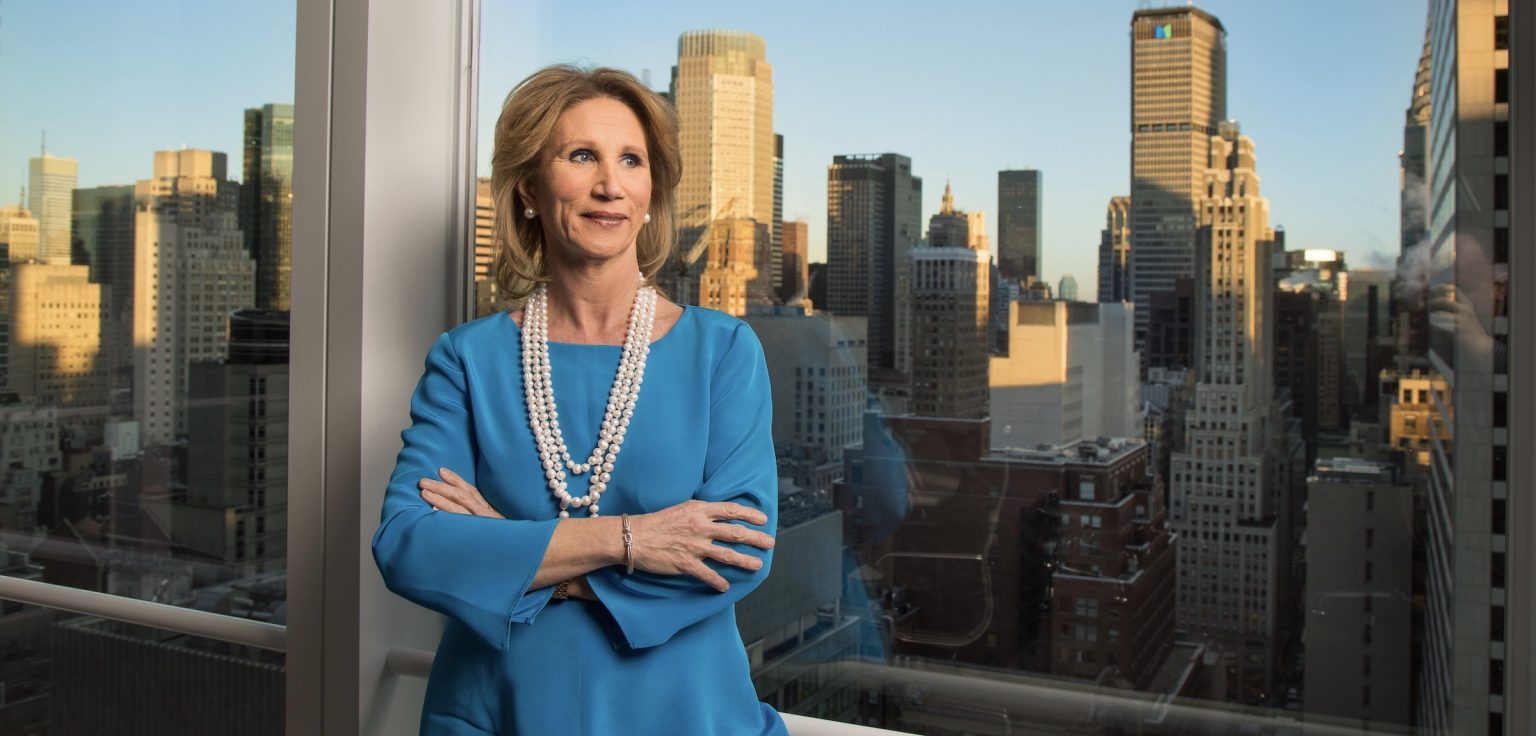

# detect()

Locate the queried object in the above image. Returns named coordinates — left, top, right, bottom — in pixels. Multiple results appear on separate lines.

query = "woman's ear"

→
left=515, top=179, right=535, bottom=214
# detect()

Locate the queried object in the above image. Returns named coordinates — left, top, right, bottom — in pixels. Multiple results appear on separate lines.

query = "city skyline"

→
left=1, top=0, right=1425, bottom=299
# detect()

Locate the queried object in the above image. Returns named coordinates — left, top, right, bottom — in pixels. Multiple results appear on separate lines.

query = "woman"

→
left=371, top=65, right=786, bottom=736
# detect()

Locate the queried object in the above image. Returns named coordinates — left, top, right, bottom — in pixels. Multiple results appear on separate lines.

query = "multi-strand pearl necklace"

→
left=521, top=280, right=656, bottom=518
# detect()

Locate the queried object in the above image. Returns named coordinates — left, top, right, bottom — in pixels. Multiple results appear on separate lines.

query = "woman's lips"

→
left=582, top=212, right=628, bottom=227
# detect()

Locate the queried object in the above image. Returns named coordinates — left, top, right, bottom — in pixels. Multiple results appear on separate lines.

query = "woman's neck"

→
left=541, top=260, right=644, bottom=344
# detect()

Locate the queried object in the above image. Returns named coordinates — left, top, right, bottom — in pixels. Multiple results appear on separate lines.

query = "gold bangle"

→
left=553, top=579, right=571, bottom=600
left=622, top=514, right=634, bottom=575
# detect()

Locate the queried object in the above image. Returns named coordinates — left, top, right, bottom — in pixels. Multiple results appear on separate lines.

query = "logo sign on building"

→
left=1153, top=23, right=1174, bottom=39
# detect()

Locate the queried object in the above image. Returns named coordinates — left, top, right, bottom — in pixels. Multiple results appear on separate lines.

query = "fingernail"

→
left=438, top=467, right=450, bottom=476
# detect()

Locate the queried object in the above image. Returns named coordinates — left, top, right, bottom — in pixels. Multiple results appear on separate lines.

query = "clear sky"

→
left=2, top=0, right=1426, bottom=298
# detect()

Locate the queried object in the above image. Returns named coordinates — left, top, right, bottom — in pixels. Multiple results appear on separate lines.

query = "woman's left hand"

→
left=419, top=467, right=504, bottom=519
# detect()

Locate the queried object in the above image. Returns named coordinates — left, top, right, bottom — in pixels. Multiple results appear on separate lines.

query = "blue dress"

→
left=372, top=305, right=788, bottom=736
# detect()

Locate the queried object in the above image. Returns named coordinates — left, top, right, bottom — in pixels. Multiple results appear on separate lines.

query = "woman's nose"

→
left=593, top=162, right=625, bottom=200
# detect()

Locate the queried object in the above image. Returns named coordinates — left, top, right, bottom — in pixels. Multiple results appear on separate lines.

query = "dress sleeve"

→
left=371, top=332, right=561, bottom=652
left=585, top=322, right=779, bottom=649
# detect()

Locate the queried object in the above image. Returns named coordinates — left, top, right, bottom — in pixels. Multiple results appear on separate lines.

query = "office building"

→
left=825, top=153, right=922, bottom=375
left=133, top=150, right=255, bottom=445
left=28, top=154, right=76, bottom=265
left=1418, top=1, right=1527, bottom=732
left=997, top=169, right=1042, bottom=282
left=1303, top=458, right=1413, bottom=730
left=241, top=103, right=295, bottom=311
left=910, top=231, right=989, bottom=420
left=670, top=30, right=774, bottom=311
left=743, top=307, right=866, bottom=494
left=990, top=301, right=1138, bottom=450
left=1128, top=7, right=1227, bottom=355
left=1098, top=196, right=1131, bottom=303
left=1168, top=122, right=1287, bottom=703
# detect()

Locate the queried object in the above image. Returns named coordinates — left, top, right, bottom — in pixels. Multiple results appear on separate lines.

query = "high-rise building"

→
left=133, top=150, right=255, bottom=446
left=1395, top=29, right=1435, bottom=364
left=1275, top=250, right=1347, bottom=434
left=997, top=169, right=1042, bottom=282
left=1168, top=122, right=1287, bottom=702
left=240, top=103, right=295, bottom=311
left=1302, top=458, right=1413, bottom=730
left=964, top=209, right=987, bottom=253
left=181, top=310, right=289, bottom=576
left=989, top=301, right=1138, bottom=450
left=1097, top=196, right=1131, bottom=303
left=778, top=219, right=809, bottom=306
left=1418, top=1, right=1526, bottom=733
left=926, top=183, right=969, bottom=249
left=771, top=133, right=784, bottom=302
left=0, top=205, right=40, bottom=264
left=669, top=30, right=774, bottom=312
left=1343, top=268, right=1393, bottom=415
left=1128, top=7, right=1227, bottom=356
left=6, top=263, right=111, bottom=408
left=743, top=307, right=866, bottom=494
left=0, top=402, right=61, bottom=531
left=0, top=205, right=40, bottom=389
left=28, top=154, right=77, bottom=265
left=825, top=153, right=922, bottom=375
left=1057, top=274, right=1079, bottom=302
left=909, top=242, right=989, bottom=420
left=71, top=185, right=136, bottom=388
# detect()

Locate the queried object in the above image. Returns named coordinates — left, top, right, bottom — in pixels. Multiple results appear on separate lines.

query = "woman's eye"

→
left=569, top=149, right=594, bottom=163
left=621, top=154, right=644, bottom=167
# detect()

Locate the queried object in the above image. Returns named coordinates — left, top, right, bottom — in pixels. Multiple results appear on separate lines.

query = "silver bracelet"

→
left=621, top=514, right=634, bottom=575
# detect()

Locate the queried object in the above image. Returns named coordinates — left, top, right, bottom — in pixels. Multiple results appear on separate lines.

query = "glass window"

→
left=2, top=0, right=295, bottom=728
left=462, top=1, right=1515, bottom=733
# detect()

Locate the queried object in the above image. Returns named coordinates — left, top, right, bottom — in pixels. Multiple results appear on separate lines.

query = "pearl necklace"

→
left=521, top=281, right=656, bottom=518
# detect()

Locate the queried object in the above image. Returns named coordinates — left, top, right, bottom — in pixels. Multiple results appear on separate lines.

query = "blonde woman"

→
left=372, top=65, right=784, bottom=735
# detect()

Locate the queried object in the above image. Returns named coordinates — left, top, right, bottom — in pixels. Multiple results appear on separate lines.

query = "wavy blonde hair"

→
left=490, top=65, right=681, bottom=306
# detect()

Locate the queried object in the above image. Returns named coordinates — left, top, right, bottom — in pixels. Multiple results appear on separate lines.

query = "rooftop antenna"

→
left=40, top=130, right=46, bottom=157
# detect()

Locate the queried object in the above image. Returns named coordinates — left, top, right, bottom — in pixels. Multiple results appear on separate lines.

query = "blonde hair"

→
left=490, top=65, right=681, bottom=306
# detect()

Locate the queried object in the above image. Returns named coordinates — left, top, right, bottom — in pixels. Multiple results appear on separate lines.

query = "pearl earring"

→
left=643, top=213, right=652, bottom=224
left=523, top=207, right=536, bottom=219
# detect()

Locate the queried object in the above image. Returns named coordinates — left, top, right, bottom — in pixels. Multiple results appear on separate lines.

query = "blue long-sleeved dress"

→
left=372, top=305, right=788, bottom=736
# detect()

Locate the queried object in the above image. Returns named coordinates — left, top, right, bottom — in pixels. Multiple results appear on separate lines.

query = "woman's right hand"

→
left=627, top=500, right=775, bottom=593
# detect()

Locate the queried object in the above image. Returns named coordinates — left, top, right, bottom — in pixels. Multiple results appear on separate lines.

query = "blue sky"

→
left=2, top=0, right=1425, bottom=297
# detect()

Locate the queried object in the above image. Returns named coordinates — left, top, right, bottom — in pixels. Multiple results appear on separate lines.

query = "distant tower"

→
left=240, top=103, right=295, bottom=310
left=1057, top=274, right=1079, bottom=302
left=1128, top=7, right=1227, bottom=358
left=1097, top=196, right=1131, bottom=302
left=997, top=169, right=1042, bottom=282
left=134, top=150, right=256, bottom=445
left=825, top=153, right=922, bottom=374
left=669, top=30, right=774, bottom=313
left=28, top=151, right=78, bottom=265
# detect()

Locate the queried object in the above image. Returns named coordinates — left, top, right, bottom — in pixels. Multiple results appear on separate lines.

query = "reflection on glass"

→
left=1, top=0, right=295, bottom=730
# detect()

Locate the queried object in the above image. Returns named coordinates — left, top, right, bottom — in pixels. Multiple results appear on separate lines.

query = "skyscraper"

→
left=825, top=153, right=922, bottom=375
left=670, top=30, right=774, bottom=313
left=1419, top=1, right=1525, bottom=733
left=1168, top=122, right=1287, bottom=702
left=0, top=205, right=39, bottom=389
left=772, top=133, right=784, bottom=302
left=240, top=103, right=295, bottom=310
left=1097, top=195, right=1131, bottom=303
left=1057, top=274, right=1078, bottom=302
left=1128, top=7, right=1227, bottom=356
left=910, top=197, right=989, bottom=419
left=133, top=150, right=255, bottom=445
left=72, top=185, right=137, bottom=387
left=997, top=169, right=1042, bottom=282
left=28, top=154, right=77, bottom=265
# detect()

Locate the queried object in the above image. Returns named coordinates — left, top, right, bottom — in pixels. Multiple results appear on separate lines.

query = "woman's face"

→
left=522, top=96, right=653, bottom=267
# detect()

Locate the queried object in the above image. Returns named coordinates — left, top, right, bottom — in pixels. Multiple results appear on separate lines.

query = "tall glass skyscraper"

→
left=997, top=168, right=1041, bottom=283
left=825, top=153, right=921, bottom=376
left=240, top=103, right=295, bottom=311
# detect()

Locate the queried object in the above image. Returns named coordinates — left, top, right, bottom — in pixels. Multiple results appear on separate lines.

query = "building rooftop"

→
left=990, top=436, right=1146, bottom=466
